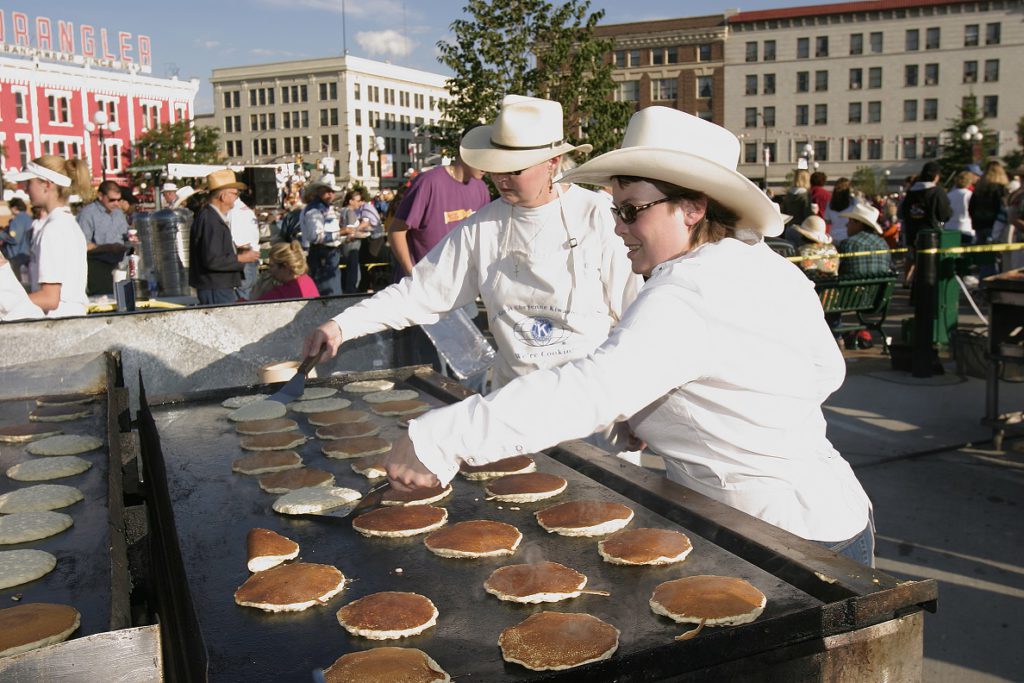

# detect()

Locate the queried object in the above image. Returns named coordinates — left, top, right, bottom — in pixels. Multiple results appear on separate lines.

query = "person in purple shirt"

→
left=388, top=144, right=490, bottom=280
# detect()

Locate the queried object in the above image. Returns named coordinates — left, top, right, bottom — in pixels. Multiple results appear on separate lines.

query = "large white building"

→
left=210, top=55, right=450, bottom=191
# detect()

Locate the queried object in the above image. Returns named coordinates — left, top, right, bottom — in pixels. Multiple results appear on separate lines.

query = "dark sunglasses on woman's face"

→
left=609, top=196, right=672, bottom=224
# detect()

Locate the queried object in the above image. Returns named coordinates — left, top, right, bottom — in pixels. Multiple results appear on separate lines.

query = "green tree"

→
left=1001, top=114, right=1024, bottom=172
left=851, top=166, right=889, bottom=197
left=937, top=97, right=995, bottom=180
left=434, top=0, right=632, bottom=160
left=130, top=121, right=221, bottom=166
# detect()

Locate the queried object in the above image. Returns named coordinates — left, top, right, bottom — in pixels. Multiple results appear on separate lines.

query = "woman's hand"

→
left=383, top=434, right=440, bottom=492
left=302, top=320, right=343, bottom=359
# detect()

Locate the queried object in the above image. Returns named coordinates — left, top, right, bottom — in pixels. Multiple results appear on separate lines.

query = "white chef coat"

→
left=0, top=262, right=43, bottom=321
left=409, top=237, right=871, bottom=542
left=332, top=184, right=642, bottom=386
left=30, top=207, right=88, bottom=318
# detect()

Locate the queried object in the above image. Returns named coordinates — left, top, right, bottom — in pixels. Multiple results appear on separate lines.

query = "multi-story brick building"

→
left=210, top=56, right=449, bottom=192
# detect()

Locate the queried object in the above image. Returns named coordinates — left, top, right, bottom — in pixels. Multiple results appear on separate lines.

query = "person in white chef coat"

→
left=381, top=107, right=875, bottom=567
left=304, top=95, right=642, bottom=389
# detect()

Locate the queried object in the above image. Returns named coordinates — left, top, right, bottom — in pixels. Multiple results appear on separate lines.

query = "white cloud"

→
left=194, top=39, right=222, bottom=50
left=356, top=30, right=414, bottom=59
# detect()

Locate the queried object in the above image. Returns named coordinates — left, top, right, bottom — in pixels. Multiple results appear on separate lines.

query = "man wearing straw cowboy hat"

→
left=381, top=106, right=874, bottom=566
left=304, top=94, right=641, bottom=390
left=189, top=169, right=261, bottom=305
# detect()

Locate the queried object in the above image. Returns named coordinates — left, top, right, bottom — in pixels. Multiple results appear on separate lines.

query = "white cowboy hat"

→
left=558, top=107, right=783, bottom=236
left=171, top=186, right=196, bottom=209
left=459, top=95, right=592, bottom=174
left=795, top=215, right=832, bottom=244
left=161, top=182, right=179, bottom=193
left=839, top=202, right=883, bottom=234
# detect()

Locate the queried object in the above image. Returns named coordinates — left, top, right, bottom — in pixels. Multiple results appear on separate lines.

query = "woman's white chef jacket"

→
left=332, top=184, right=642, bottom=386
left=30, top=207, right=88, bottom=318
left=409, top=237, right=871, bottom=542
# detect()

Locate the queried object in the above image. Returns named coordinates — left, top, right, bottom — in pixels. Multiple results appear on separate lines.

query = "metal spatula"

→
left=295, top=481, right=390, bottom=521
left=268, top=348, right=325, bottom=404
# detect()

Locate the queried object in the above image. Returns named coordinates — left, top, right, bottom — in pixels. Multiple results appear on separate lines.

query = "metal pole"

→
left=762, top=116, right=769, bottom=189
left=912, top=229, right=941, bottom=377
left=99, top=127, right=107, bottom=182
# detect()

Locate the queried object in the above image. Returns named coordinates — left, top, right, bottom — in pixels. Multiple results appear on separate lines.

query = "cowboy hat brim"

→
left=839, top=209, right=883, bottom=234
left=206, top=181, right=247, bottom=192
left=558, top=146, right=783, bottom=237
left=795, top=225, right=831, bottom=243
left=460, top=124, right=592, bottom=174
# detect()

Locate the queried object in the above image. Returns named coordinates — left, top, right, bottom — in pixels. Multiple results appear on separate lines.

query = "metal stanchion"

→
left=912, top=229, right=941, bottom=377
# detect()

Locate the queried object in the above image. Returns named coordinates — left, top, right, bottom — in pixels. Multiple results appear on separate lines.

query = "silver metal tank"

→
left=151, top=207, right=192, bottom=296
left=133, top=211, right=156, bottom=275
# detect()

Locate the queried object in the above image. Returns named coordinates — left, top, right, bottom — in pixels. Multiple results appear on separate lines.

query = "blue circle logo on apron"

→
left=514, top=317, right=568, bottom=347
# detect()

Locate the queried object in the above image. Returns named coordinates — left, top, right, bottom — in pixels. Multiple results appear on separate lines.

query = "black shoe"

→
left=843, top=334, right=857, bottom=350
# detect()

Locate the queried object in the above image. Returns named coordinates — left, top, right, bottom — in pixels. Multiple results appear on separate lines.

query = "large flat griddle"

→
left=142, top=367, right=833, bottom=681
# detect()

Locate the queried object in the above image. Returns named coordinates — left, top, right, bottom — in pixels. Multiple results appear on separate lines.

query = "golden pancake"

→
left=424, top=520, right=521, bottom=558
left=323, top=647, right=450, bottom=683
left=485, top=472, right=567, bottom=502
left=258, top=468, right=335, bottom=493
left=234, top=562, right=345, bottom=612
left=336, top=591, right=438, bottom=639
left=36, top=393, right=97, bottom=406
left=369, top=399, right=431, bottom=417
left=234, top=418, right=299, bottom=435
left=0, top=423, right=64, bottom=443
left=342, top=379, right=395, bottom=394
left=315, top=421, right=381, bottom=440
left=232, top=450, right=303, bottom=475
left=247, top=528, right=299, bottom=572
left=307, top=409, right=371, bottom=426
left=650, top=575, right=766, bottom=627
left=381, top=483, right=452, bottom=506
left=598, top=528, right=693, bottom=566
left=498, top=611, right=619, bottom=671
left=459, top=455, right=536, bottom=480
left=239, top=432, right=307, bottom=451
left=28, top=404, right=93, bottom=422
left=535, top=501, right=634, bottom=537
left=0, top=603, right=81, bottom=657
left=484, top=561, right=588, bottom=603
left=353, top=505, right=448, bottom=537
left=351, top=455, right=386, bottom=479
left=322, top=436, right=391, bottom=459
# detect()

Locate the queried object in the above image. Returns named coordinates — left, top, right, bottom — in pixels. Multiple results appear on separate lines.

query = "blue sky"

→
left=17, top=1, right=823, bottom=112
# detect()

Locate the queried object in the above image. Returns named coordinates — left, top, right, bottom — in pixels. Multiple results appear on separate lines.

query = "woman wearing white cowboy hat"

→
left=380, top=107, right=874, bottom=567
left=795, top=215, right=839, bottom=277
left=304, top=94, right=642, bottom=390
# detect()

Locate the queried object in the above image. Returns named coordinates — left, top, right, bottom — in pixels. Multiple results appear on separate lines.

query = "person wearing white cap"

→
left=160, top=182, right=179, bottom=208
left=304, top=94, right=642, bottom=390
left=836, top=203, right=892, bottom=278
left=795, top=215, right=839, bottom=278
left=6, top=155, right=90, bottom=317
left=380, top=107, right=874, bottom=566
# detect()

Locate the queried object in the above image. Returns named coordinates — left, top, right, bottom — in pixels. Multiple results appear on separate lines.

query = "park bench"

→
left=814, top=274, right=898, bottom=353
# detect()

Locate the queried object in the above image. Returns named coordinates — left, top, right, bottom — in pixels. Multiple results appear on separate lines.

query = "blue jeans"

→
left=197, top=288, right=237, bottom=305
left=307, top=245, right=341, bottom=296
left=237, top=261, right=259, bottom=300
left=342, top=244, right=361, bottom=294
left=817, top=521, right=875, bottom=567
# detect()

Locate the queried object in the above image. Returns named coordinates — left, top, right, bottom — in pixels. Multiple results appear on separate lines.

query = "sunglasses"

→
left=610, top=196, right=672, bottom=224
left=492, top=168, right=526, bottom=177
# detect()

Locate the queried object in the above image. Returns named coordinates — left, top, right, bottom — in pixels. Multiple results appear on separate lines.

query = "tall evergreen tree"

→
left=938, top=97, right=995, bottom=179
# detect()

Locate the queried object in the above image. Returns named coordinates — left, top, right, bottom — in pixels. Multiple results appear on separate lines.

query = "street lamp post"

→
left=84, top=110, right=119, bottom=181
left=962, top=124, right=984, bottom=163
left=374, top=136, right=386, bottom=192
left=802, top=142, right=816, bottom=171
left=755, top=112, right=770, bottom=189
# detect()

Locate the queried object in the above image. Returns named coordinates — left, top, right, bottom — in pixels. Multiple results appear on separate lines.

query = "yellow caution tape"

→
left=786, top=241, right=1024, bottom=262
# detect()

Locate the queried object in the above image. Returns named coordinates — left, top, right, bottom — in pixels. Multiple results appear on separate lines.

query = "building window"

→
left=765, top=142, right=777, bottom=164
left=763, top=74, right=775, bottom=95
left=250, top=114, right=258, bottom=131
left=850, top=33, right=863, bottom=55
left=796, top=71, right=809, bottom=93
left=745, top=75, right=758, bottom=96
left=926, top=27, right=940, bottom=50
left=796, top=37, right=809, bottom=59
left=870, top=31, right=883, bottom=53
left=984, top=59, right=999, bottom=82
left=13, top=90, right=26, bottom=121
left=923, top=99, right=938, bottom=121
left=814, top=140, right=828, bottom=162
left=96, top=97, right=118, bottom=124
left=17, top=138, right=29, bottom=166
left=697, top=44, right=712, bottom=61
left=320, top=108, right=339, bottom=126
left=904, top=100, right=918, bottom=122
left=905, top=65, right=918, bottom=87
left=849, top=102, right=862, bottom=123
left=617, top=80, right=639, bottom=102
left=923, top=137, right=938, bottom=158
left=46, top=93, right=71, bottom=125
left=763, top=40, right=776, bottom=61
left=354, top=83, right=361, bottom=100
left=745, top=107, right=758, bottom=128
left=848, top=138, right=862, bottom=161
left=355, top=110, right=362, bottom=126
left=652, top=78, right=677, bottom=101
left=965, top=24, right=979, bottom=47
left=627, top=49, right=640, bottom=66
left=963, top=61, right=978, bottom=83
left=141, top=103, right=161, bottom=131
left=986, top=23, right=1001, bottom=45
left=906, top=29, right=919, bottom=51
left=924, top=63, right=939, bottom=85
left=868, top=138, right=882, bottom=160
left=849, top=68, right=863, bottom=90
left=903, top=137, right=918, bottom=160
left=763, top=107, right=775, bottom=126
left=815, top=36, right=829, bottom=57
left=249, top=90, right=257, bottom=107
left=651, top=47, right=678, bottom=65
left=745, top=42, right=757, bottom=62
left=868, top=101, right=882, bottom=123
left=796, top=105, right=808, bottom=126
left=744, top=143, right=758, bottom=164
left=868, top=67, right=882, bottom=89
left=983, top=95, right=998, bottom=118
left=814, top=103, right=827, bottom=125
left=613, top=50, right=626, bottom=67
left=696, top=76, right=713, bottom=99
left=224, top=116, right=234, bottom=133
left=223, top=91, right=239, bottom=109
left=319, top=82, right=337, bottom=100
left=815, top=70, right=828, bottom=91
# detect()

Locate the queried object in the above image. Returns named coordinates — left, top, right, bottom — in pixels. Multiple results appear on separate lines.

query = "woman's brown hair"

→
left=612, top=175, right=739, bottom=249
left=32, top=155, right=92, bottom=201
